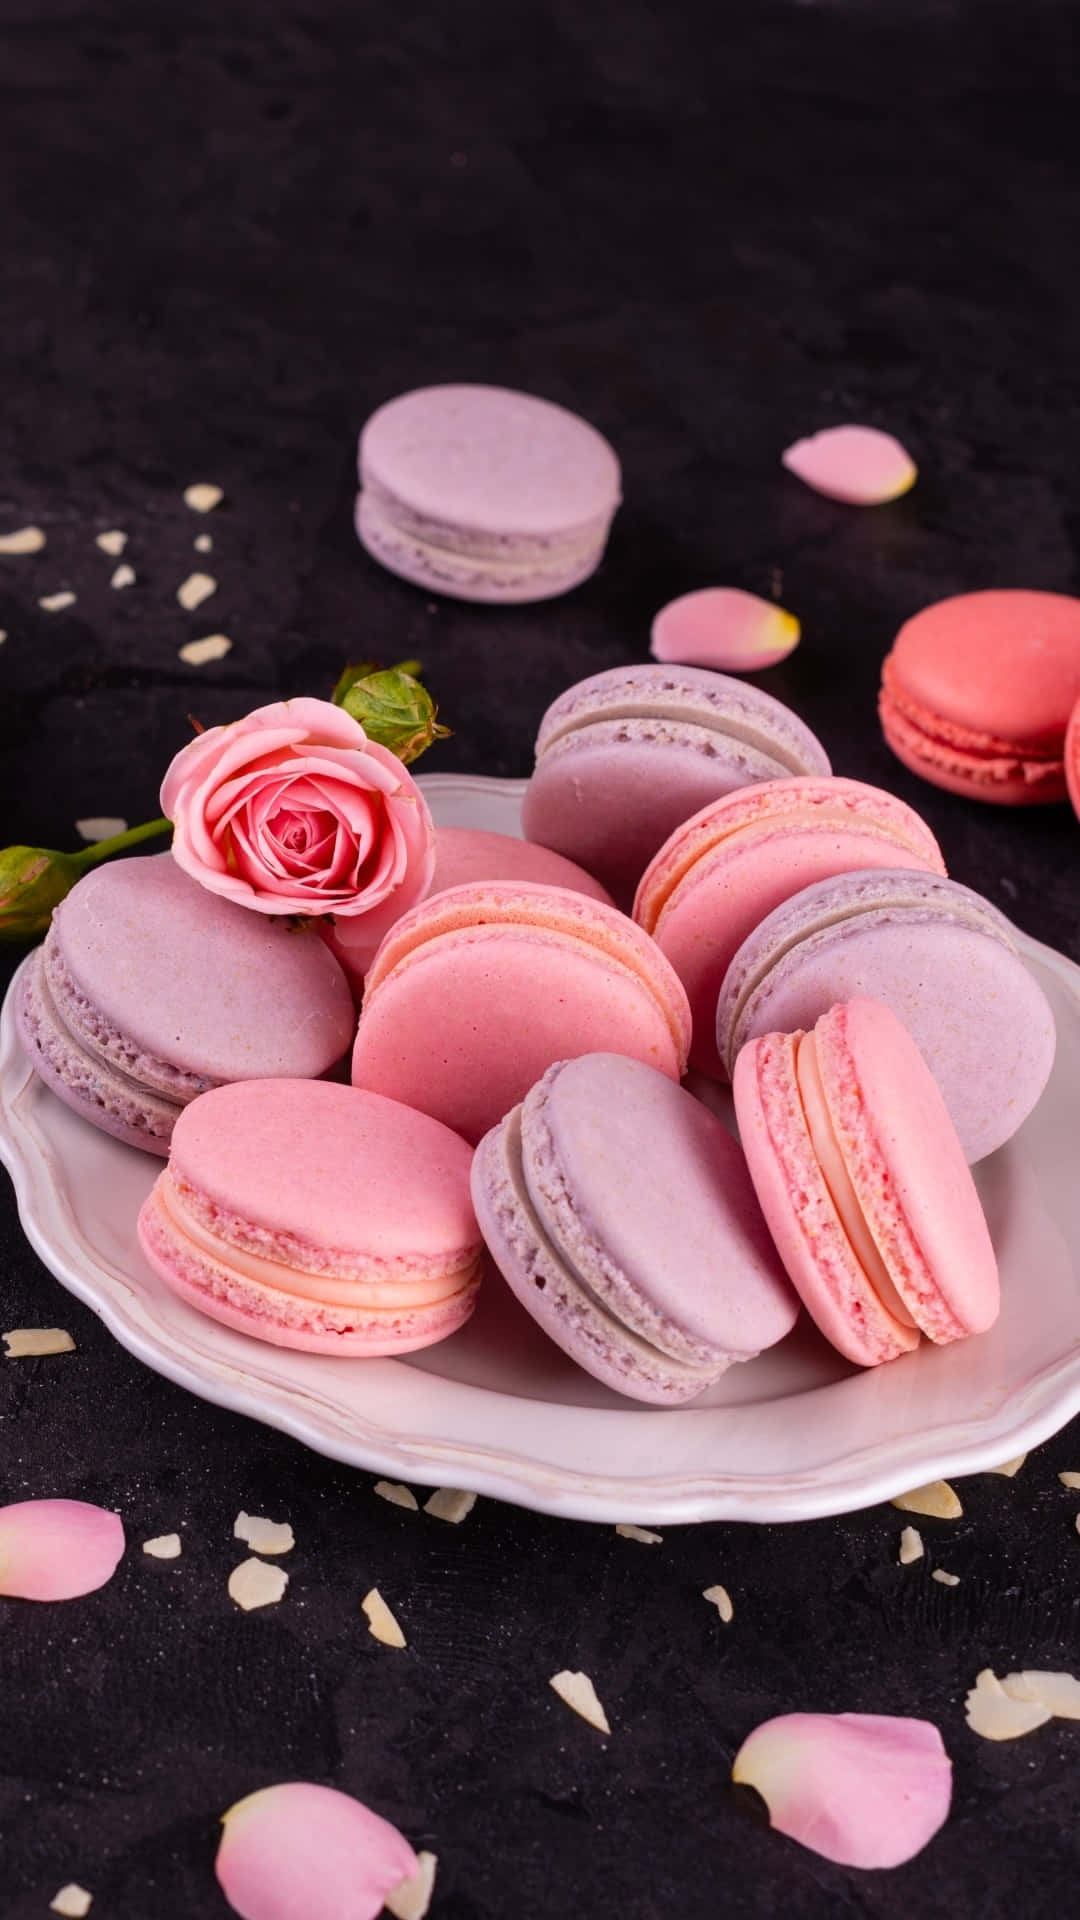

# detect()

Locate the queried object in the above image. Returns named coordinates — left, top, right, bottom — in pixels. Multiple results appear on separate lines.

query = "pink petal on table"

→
left=216, top=1781, right=419, bottom=1920
left=650, top=588, right=800, bottom=673
left=0, top=1499, right=125, bottom=1601
left=781, top=425, right=917, bottom=504
left=733, top=1711, right=951, bottom=1869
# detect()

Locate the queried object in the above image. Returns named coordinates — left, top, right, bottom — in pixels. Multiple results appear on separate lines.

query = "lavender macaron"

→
left=355, top=384, right=621, bottom=603
left=471, top=1052, right=798, bottom=1404
left=16, top=854, right=356, bottom=1154
left=521, top=662, right=831, bottom=902
left=716, top=869, right=1056, bottom=1162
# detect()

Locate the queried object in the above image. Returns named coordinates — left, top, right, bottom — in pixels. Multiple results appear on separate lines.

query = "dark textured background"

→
left=2, top=2, right=1079, bottom=1914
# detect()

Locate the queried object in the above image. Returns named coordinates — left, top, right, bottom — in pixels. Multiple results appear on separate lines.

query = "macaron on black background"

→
left=1, top=3, right=1078, bottom=1915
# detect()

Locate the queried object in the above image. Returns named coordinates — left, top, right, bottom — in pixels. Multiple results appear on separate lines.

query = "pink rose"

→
left=161, top=698, right=435, bottom=964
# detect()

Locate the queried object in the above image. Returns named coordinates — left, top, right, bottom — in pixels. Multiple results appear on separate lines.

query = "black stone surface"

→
left=2, top=2, right=1079, bottom=1913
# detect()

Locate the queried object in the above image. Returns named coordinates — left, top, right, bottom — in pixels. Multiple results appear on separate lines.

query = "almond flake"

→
left=179, top=632, right=231, bottom=665
left=177, top=571, right=216, bottom=611
left=1058, top=1471, right=1080, bottom=1490
left=898, top=1526, right=924, bottom=1565
left=423, top=1487, right=476, bottom=1524
left=964, top=1668, right=1052, bottom=1741
left=0, top=524, right=46, bottom=554
left=76, top=817, right=127, bottom=843
left=110, top=563, right=136, bottom=589
left=95, top=530, right=127, bottom=556
left=142, top=1534, right=182, bottom=1560
left=234, top=1511, right=294, bottom=1555
left=228, top=1558, right=288, bottom=1611
left=890, top=1480, right=962, bottom=1520
left=50, top=1886, right=92, bottom=1918
left=3, top=1327, right=75, bottom=1358
left=615, top=1524, right=663, bottom=1545
left=39, top=591, right=76, bottom=612
left=0, top=631, right=6, bottom=643
left=374, top=1481, right=419, bottom=1511
left=988, top=1453, right=1027, bottom=1477
left=1001, top=1670, right=1080, bottom=1720
left=183, top=483, right=224, bottom=513
left=384, top=1851, right=438, bottom=1920
left=550, top=1669, right=610, bottom=1735
left=194, top=533, right=213, bottom=552
left=703, top=1584, right=734, bottom=1622
left=931, top=1569, right=960, bottom=1586
left=362, top=1587, right=406, bottom=1648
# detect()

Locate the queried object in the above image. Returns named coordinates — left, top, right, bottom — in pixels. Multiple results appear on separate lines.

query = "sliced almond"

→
left=179, top=632, right=231, bottom=665
left=0, top=524, right=46, bottom=554
left=890, top=1480, right=962, bottom=1520
left=234, top=1512, right=294, bottom=1556
left=76, top=817, right=127, bottom=843
left=703, top=1584, right=734, bottom=1623
left=898, top=1526, right=924, bottom=1565
left=3, top=1327, right=75, bottom=1358
left=95, top=530, right=127, bottom=556
left=362, top=1587, right=406, bottom=1648
left=228, top=1558, right=288, bottom=1611
left=550, top=1669, right=610, bottom=1735
left=50, top=1886, right=93, bottom=1918
left=177, top=571, right=216, bottom=611
left=423, top=1487, right=476, bottom=1525
left=384, top=1851, right=438, bottom=1920
left=931, top=1569, right=960, bottom=1586
left=964, top=1668, right=1052, bottom=1741
left=1001, top=1670, right=1080, bottom=1720
left=374, top=1481, right=419, bottom=1511
left=39, top=591, right=76, bottom=612
left=110, top=563, right=136, bottom=589
left=1058, top=1471, right=1080, bottom=1490
left=194, top=532, right=213, bottom=552
left=183, top=483, right=224, bottom=513
left=615, top=1524, right=663, bottom=1545
left=142, top=1534, right=182, bottom=1560
left=987, top=1453, right=1027, bottom=1477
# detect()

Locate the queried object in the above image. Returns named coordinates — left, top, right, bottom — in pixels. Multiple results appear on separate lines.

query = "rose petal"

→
left=0, top=1499, right=124, bottom=1601
left=650, top=587, right=801, bottom=672
left=733, top=1712, right=951, bottom=1868
left=964, top=1669, right=1053, bottom=1741
left=1001, top=1670, right=1080, bottom=1719
left=781, top=425, right=917, bottom=505
left=216, top=1781, right=418, bottom=1920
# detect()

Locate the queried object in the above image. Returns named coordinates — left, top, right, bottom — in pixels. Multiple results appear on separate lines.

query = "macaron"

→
left=733, top=999, right=999, bottom=1367
left=15, top=854, right=356, bottom=1155
left=351, top=881, right=691, bottom=1144
left=635, top=778, right=946, bottom=1076
left=521, top=663, right=832, bottom=903
left=471, top=1053, right=798, bottom=1404
left=879, top=589, right=1080, bottom=804
left=1066, top=696, right=1080, bottom=824
left=717, top=869, right=1056, bottom=1162
left=138, top=1080, right=481, bottom=1354
left=355, top=383, right=621, bottom=603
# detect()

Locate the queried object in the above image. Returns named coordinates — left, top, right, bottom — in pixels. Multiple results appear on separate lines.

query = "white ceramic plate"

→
left=2, top=773, right=1080, bottom=1524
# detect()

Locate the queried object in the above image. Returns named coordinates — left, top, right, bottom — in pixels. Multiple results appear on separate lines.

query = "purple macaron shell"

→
left=718, top=869, right=1055, bottom=1163
left=471, top=1053, right=797, bottom=1404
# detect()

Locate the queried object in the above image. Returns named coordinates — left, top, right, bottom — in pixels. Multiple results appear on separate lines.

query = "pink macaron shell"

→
left=650, top=587, right=800, bottom=673
left=878, top=686, right=1064, bottom=804
left=429, top=826, right=613, bottom=904
left=1067, top=697, right=1080, bottom=823
left=733, top=1029, right=918, bottom=1366
left=818, top=1000, right=999, bottom=1338
left=16, top=956, right=181, bottom=1154
left=637, top=779, right=946, bottom=1078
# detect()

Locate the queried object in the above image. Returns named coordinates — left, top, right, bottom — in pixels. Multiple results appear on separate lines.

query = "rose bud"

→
left=0, top=820, right=172, bottom=942
left=339, top=666, right=450, bottom=767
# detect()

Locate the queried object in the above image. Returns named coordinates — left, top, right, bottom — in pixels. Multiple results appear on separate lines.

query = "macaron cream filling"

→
left=358, top=479, right=611, bottom=565
left=534, top=669, right=827, bottom=775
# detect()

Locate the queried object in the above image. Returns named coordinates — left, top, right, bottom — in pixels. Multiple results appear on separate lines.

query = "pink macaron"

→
left=351, top=881, right=691, bottom=1144
left=138, top=1079, right=482, bottom=1354
left=634, top=778, right=946, bottom=1076
left=880, top=589, right=1080, bottom=804
left=471, top=1053, right=798, bottom=1404
left=1066, top=696, right=1080, bottom=823
left=733, top=999, right=1000, bottom=1367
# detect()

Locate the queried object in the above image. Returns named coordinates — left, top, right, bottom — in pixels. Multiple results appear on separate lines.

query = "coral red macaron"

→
left=880, top=589, right=1080, bottom=804
left=1066, top=696, right=1080, bottom=823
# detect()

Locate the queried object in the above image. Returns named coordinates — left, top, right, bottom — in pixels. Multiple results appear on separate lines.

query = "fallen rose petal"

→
left=964, top=1669, right=1052, bottom=1741
left=1002, top=1670, right=1080, bottom=1720
left=0, top=524, right=46, bottom=553
left=650, top=587, right=800, bottom=673
left=0, top=1499, right=124, bottom=1601
left=229, top=1559, right=288, bottom=1611
left=890, top=1480, right=962, bottom=1520
left=216, top=1781, right=418, bottom=1920
left=781, top=425, right=917, bottom=504
left=732, top=1711, right=951, bottom=1868
left=3, top=1327, right=75, bottom=1357
left=49, top=1884, right=92, bottom=1917
left=384, top=1851, right=438, bottom=1920
left=898, top=1526, right=924, bottom=1565
left=550, top=1670, right=610, bottom=1735
left=234, top=1512, right=294, bottom=1556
